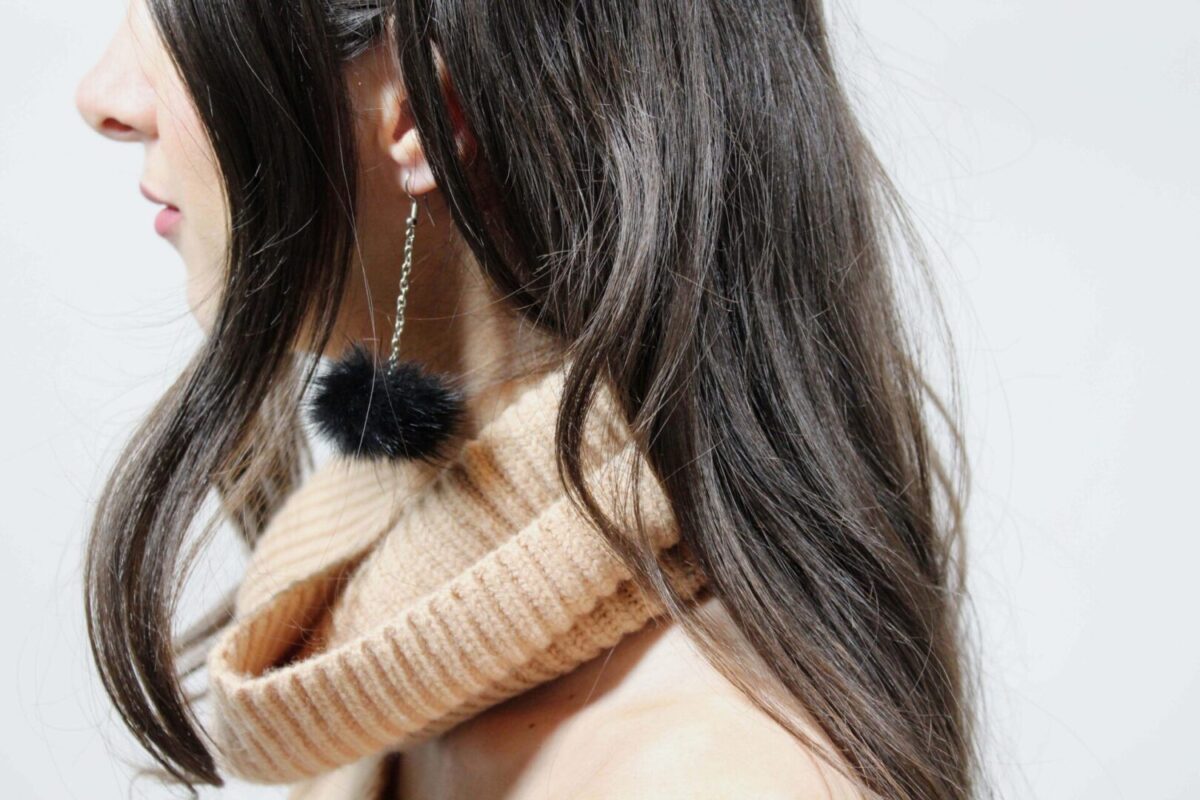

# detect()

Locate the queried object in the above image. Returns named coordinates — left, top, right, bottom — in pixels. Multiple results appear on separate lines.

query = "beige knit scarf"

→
left=205, top=362, right=709, bottom=792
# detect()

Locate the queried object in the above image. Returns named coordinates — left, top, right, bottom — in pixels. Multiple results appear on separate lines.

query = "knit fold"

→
left=205, top=364, right=708, bottom=786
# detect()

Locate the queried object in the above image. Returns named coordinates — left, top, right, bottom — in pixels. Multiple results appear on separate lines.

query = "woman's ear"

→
left=385, top=53, right=476, bottom=197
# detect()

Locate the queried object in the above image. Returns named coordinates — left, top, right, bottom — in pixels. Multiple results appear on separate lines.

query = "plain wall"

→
left=1, top=0, right=1196, bottom=797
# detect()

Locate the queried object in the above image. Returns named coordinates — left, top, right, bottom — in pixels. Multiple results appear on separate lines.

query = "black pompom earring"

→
left=307, top=176, right=465, bottom=461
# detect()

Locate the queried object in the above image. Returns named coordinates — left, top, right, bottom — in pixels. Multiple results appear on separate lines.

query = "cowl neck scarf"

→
left=205, top=362, right=709, bottom=789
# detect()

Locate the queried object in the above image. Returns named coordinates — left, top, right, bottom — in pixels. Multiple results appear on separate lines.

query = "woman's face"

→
left=74, top=0, right=227, bottom=330
left=74, top=0, right=482, bottom=366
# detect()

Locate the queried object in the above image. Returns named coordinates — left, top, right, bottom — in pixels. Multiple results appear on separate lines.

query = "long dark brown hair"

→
left=84, top=0, right=983, bottom=797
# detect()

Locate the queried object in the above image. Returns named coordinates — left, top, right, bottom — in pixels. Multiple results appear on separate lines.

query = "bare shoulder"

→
left=528, top=593, right=867, bottom=799
left=434, top=593, right=868, bottom=800
left=567, top=696, right=867, bottom=800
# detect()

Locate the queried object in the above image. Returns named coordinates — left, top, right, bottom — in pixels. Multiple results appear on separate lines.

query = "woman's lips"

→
left=140, top=183, right=181, bottom=237
left=154, top=205, right=182, bottom=237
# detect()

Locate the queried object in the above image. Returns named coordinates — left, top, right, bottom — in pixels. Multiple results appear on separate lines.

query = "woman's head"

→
left=74, top=0, right=481, bottom=355
left=77, top=1, right=980, bottom=798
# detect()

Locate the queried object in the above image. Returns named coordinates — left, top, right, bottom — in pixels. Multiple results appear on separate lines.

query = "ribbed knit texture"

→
left=205, top=362, right=709, bottom=795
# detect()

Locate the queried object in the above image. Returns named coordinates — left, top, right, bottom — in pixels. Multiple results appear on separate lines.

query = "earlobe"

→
left=388, top=120, right=476, bottom=196
left=390, top=128, right=437, bottom=195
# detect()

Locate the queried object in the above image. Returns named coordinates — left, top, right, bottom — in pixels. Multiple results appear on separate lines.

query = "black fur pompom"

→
left=307, top=344, right=465, bottom=461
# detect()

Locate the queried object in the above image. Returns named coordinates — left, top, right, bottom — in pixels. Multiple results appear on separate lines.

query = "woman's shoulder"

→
left=548, top=596, right=866, bottom=799
left=428, top=593, right=865, bottom=799
left=561, top=693, right=866, bottom=799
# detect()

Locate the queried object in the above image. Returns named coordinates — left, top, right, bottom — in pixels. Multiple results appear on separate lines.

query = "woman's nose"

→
left=74, top=7, right=158, bottom=143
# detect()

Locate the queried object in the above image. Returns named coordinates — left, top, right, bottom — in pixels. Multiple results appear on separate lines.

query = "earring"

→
left=307, top=174, right=465, bottom=461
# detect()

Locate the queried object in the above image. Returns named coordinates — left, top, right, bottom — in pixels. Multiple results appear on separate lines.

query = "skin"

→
left=75, top=3, right=864, bottom=796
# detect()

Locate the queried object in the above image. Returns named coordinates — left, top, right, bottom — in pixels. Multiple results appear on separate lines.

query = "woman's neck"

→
left=413, top=234, right=563, bottom=439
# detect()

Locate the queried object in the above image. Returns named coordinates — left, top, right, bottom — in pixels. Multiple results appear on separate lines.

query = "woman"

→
left=75, top=0, right=980, bottom=797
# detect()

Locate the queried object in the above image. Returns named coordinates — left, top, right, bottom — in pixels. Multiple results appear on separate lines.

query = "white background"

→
left=1, top=1, right=1196, bottom=797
